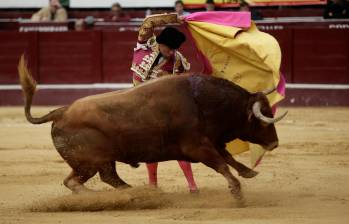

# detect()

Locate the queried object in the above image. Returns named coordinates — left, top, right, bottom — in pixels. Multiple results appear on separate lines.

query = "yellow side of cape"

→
left=187, top=21, right=284, bottom=164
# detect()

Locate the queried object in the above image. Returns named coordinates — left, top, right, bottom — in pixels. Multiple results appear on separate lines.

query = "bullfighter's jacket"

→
left=131, top=13, right=190, bottom=83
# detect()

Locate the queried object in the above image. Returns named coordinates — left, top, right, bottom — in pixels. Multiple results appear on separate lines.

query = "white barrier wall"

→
left=0, top=0, right=178, bottom=8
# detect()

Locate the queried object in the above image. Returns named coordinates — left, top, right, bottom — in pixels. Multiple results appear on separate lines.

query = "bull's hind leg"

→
left=63, top=166, right=98, bottom=194
left=183, top=144, right=244, bottom=204
left=219, top=150, right=258, bottom=178
left=99, top=162, right=130, bottom=189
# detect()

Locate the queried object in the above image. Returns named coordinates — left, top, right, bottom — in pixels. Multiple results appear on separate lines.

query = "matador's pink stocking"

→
left=178, top=161, right=198, bottom=193
left=146, top=161, right=198, bottom=192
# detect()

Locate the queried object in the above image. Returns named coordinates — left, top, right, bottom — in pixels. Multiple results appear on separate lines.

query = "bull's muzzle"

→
left=263, top=141, right=278, bottom=151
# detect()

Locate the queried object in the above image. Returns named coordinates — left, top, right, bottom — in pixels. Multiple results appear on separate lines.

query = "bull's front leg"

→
left=219, top=149, right=258, bottom=178
left=218, top=163, right=245, bottom=205
left=182, top=143, right=245, bottom=206
left=64, top=169, right=97, bottom=194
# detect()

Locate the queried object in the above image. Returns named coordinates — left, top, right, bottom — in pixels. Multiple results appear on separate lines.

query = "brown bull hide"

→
left=18, top=56, right=282, bottom=205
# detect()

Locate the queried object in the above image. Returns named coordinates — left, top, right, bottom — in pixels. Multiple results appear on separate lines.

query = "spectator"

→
left=74, top=19, right=85, bottom=31
left=206, top=0, right=215, bottom=11
left=110, top=2, right=130, bottom=21
left=239, top=1, right=263, bottom=20
left=145, top=9, right=152, bottom=16
left=239, top=1, right=250, bottom=11
left=175, top=0, right=190, bottom=16
left=324, top=0, right=349, bottom=18
left=75, top=16, right=95, bottom=31
left=31, top=0, right=67, bottom=22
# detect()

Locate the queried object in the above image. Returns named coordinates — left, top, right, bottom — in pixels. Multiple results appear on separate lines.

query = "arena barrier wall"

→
left=0, top=19, right=348, bottom=106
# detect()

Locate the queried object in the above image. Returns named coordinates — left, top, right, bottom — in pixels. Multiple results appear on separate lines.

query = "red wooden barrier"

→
left=0, top=32, right=38, bottom=84
left=0, top=20, right=348, bottom=86
left=102, top=31, right=136, bottom=83
left=38, top=31, right=102, bottom=83
left=293, top=28, right=349, bottom=84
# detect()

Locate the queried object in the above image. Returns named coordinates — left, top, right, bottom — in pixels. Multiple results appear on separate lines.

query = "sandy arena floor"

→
left=0, top=106, right=348, bottom=224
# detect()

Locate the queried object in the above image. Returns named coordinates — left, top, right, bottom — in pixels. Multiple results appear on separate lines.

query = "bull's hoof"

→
left=231, top=190, right=246, bottom=207
left=130, top=163, right=140, bottom=168
left=239, top=169, right=258, bottom=179
left=117, top=183, right=131, bottom=189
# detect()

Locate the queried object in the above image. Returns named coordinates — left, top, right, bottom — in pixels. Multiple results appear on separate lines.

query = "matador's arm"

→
left=138, top=13, right=180, bottom=43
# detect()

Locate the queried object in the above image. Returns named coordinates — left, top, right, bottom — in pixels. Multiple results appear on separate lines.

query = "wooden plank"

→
left=102, top=31, right=136, bottom=83
left=0, top=32, right=38, bottom=84
left=293, top=29, right=349, bottom=84
left=38, top=31, right=102, bottom=83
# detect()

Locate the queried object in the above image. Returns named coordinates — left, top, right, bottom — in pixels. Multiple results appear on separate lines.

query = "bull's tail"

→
left=18, top=55, right=64, bottom=124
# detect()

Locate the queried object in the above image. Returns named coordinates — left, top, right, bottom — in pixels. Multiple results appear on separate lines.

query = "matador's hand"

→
left=177, top=15, right=185, bottom=24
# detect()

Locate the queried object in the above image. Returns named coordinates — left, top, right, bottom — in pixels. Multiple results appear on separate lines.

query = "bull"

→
left=18, top=56, right=286, bottom=203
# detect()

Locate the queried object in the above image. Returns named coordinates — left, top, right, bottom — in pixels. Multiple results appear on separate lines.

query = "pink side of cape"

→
left=185, top=11, right=251, bottom=28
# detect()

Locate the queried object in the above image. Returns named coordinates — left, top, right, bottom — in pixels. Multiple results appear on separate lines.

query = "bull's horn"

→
left=262, top=87, right=276, bottom=95
left=252, top=101, right=288, bottom=124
